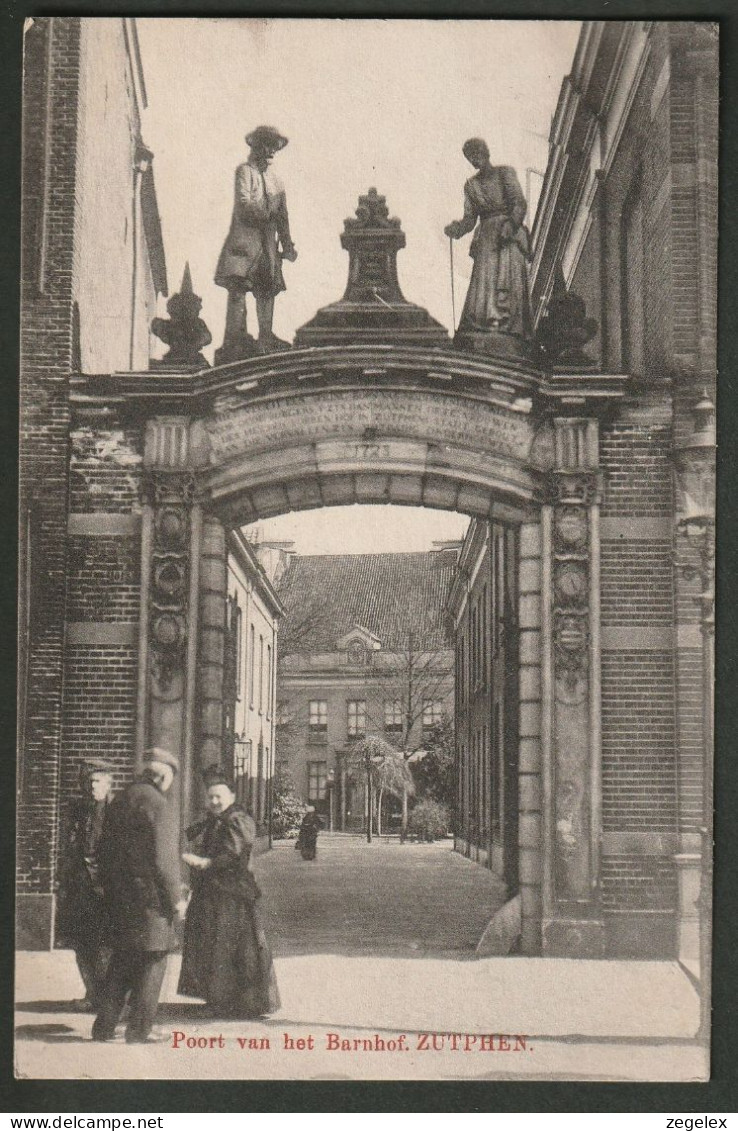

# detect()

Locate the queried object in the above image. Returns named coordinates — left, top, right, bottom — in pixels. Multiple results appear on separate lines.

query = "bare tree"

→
left=362, top=596, right=454, bottom=838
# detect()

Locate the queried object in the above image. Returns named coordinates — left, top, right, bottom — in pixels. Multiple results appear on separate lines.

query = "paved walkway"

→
left=14, top=836, right=706, bottom=1082
left=254, top=835, right=507, bottom=958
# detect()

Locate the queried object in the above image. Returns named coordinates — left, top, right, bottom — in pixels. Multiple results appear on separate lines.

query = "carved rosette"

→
left=144, top=471, right=196, bottom=690
left=551, top=490, right=593, bottom=693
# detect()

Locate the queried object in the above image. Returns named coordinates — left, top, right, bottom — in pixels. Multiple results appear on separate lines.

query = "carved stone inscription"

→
left=209, top=390, right=532, bottom=466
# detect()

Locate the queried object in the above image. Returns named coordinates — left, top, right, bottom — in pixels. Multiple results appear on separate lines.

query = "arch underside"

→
left=207, top=439, right=541, bottom=526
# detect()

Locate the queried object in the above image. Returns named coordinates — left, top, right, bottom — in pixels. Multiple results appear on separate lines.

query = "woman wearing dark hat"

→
left=215, top=124, right=297, bottom=360
left=178, top=765, right=280, bottom=1019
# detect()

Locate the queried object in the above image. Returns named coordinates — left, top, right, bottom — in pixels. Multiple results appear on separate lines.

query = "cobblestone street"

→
left=254, top=834, right=507, bottom=958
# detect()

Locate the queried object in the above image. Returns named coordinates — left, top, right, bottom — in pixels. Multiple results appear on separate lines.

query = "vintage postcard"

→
left=16, top=17, right=716, bottom=1082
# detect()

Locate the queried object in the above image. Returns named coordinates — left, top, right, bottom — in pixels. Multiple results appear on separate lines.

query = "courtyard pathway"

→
left=254, top=834, right=507, bottom=958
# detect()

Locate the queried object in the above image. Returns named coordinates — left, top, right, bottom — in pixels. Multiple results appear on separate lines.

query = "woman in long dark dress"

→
left=178, top=767, right=280, bottom=1018
left=296, top=807, right=323, bottom=860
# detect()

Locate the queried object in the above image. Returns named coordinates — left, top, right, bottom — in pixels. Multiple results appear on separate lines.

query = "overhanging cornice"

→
left=70, top=345, right=543, bottom=415
left=70, top=348, right=628, bottom=422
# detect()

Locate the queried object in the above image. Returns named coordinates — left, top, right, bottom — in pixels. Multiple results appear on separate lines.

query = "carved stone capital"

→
left=543, top=469, right=601, bottom=507
left=142, top=469, right=198, bottom=509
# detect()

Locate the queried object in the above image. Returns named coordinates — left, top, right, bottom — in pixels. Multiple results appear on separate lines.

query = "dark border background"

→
left=1, top=1, right=736, bottom=1114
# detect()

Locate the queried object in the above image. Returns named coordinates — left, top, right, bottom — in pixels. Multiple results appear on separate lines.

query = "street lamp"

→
left=326, top=768, right=335, bottom=833
left=674, top=390, right=715, bottom=1043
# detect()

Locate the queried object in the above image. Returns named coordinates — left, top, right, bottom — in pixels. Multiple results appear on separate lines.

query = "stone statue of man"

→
left=444, top=138, right=532, bottom=348
left=215, top=125, right=297, bottom=361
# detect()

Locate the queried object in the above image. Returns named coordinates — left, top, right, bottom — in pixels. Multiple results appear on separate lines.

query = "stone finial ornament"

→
left=535, top=291, right=599, bottom=369
left=294, top=188, right=448, bottom=348
left=151, top=264, right=212, bottom=370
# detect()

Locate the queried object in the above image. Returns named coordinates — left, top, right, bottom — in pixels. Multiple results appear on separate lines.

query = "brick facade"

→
left=529, top=21, right=717, bottom=957
left=19, top=19, right=715, bottom=962
left=18, top=18, right=81, bottom=944
left=18, top=17, right=165, bottom=947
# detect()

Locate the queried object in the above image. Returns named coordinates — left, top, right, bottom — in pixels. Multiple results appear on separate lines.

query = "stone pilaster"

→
left=197, top=515, right=228, bottom=812
left=518, top=518, right=544, bottom=954
left=141, top=417, right=206, bottom=822
left=541, top=417, right=605, bottom=956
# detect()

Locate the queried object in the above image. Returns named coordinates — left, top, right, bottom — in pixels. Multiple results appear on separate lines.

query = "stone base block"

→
left=16, top=894, right=55, bottom=950
left=454, top=328, right=532, bottom=362
left=674, top=852, right=702, bottom=965
left=543, top=916, right=605, bottom=958
left=476, top=895, right=521, bottom=956
left=214, top=334, right=259, bottom=366
left=604, top=912, right=676, bottom=959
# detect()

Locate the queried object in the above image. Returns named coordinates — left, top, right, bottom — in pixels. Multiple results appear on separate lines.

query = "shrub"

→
left=271, top=768, right=308, bottom=839
left=408, top=798, right=450, bottom=842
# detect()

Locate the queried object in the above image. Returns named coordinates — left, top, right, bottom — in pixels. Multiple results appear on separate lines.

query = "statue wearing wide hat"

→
left=215, top=125, right=297, bottom=362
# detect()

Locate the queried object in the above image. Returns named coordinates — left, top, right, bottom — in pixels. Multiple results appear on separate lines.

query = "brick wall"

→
left=61, top=414, right=143, bottom=840
left=67, top=535, right=141, bottom=621
left=60, top=646, right=139, bottom=797
left=596, top=397, right=677, bottom=955
left=18, top=19, right=81, bottom=946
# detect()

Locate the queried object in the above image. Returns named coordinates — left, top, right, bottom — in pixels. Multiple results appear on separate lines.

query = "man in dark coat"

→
left=56, top=759, right=115, bottom=1011
left=92, top=748, right=183, bottom=1044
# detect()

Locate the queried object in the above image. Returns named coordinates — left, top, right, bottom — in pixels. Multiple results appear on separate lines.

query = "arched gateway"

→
left=64, top=190, right=627, bottom=959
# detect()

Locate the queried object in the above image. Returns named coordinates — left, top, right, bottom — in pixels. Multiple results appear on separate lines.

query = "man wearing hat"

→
left=56, top=759, right=115, bottom=1011
left=92, top=748, right=183, bottom=1044
left=215, top=124, right=297, bottom=360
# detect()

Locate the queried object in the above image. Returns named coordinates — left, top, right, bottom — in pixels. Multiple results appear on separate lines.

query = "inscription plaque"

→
left=208, top=390, right=532, bottom=466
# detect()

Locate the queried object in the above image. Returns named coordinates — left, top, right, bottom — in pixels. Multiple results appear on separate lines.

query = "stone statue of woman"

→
left=444, top=138, right=532, bottom=349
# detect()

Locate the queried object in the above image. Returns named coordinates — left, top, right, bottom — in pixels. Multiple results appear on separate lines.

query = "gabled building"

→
left=274, top=551, right=457, bottom=830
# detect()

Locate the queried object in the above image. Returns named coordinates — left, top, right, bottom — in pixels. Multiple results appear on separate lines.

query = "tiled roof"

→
left=276, top=551, right=457, bottom=653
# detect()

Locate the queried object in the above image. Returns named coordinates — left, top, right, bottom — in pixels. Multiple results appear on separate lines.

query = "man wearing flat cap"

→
left=215, top=124, right=297, bottom=360
left=92, top=749, right=184, bottom=1044
left=56, top=759, right=115, bottom=1011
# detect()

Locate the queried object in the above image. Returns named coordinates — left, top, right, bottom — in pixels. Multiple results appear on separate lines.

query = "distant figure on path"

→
left=178, top=765, right=280, bottom=1019
left=296, top=806, right=323, bottom=861
left=444, top=137, right=532, bottom=343
left=56, top=759, right=115, bottom=1012
left=215, top=124, right=297, bottom=360
left=92, top=748, right=183, bottom=1044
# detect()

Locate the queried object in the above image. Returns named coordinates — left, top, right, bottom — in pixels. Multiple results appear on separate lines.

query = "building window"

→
left=276, top=701, right=290, bottom=727
left=384, top=698, right=403, bottom=734
left=308, top=760, right=328, bottom=802
left=249, top=624, right=255, bottom=707
left=422, top=699, right=443, bottom=732
left=258, top=634, right=264, bottom=713
left=347, top=699, right=366, bottom=738
left=481, top=582, right=488, bottom=686
left=621, top=176, right=645, bottom=375
left=347, top=641, right=367, bottom=665
left=309, top=700, right=328, bottom=735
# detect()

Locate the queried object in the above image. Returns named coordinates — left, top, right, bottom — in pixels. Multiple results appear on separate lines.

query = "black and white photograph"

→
left=15, top=17, right=717, bottom=1082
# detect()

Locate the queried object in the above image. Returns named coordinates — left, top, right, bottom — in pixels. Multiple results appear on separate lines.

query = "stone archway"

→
left=89, top=338, right=624, bottom=958
left=63, top=189, right=628, bottom=957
